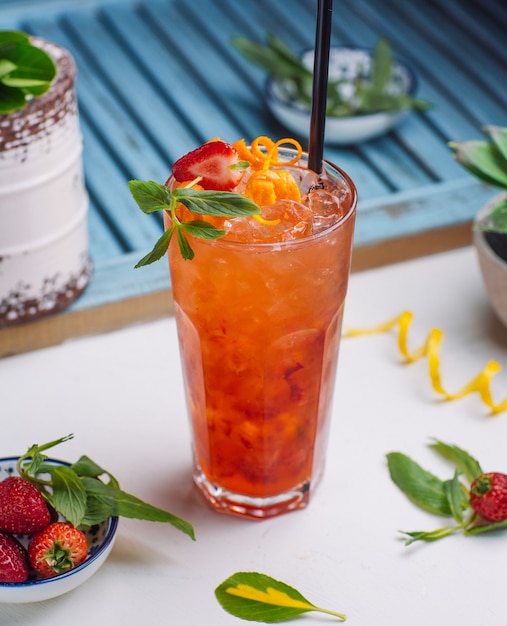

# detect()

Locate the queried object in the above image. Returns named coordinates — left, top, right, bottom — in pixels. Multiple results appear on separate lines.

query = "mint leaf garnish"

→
left=0, top=31, right=56, bottom=114
left=173, top=187, right=258, bottom=217
left=180, top=220, right=226, bottom=239
left=215, top=572, right=346, bottom=623
left=16, top=434, right=195, bottom=540
left=128, top=179, right=260, bottom=264
left=134, top=226, right=174, bottom=267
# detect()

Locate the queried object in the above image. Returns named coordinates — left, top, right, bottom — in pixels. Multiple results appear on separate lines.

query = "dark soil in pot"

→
left=485, top=232, right=507, bottom=263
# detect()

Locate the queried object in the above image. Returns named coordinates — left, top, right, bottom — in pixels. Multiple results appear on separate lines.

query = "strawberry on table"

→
left=172, top=140, right=247, bottom=191
left=0, top=531, right=29, bottom=583
left=28, top=522, right=88, bottom=578
left=470, top=472, right=507, bottom=522
left=0, top=476, right=51, bottom=536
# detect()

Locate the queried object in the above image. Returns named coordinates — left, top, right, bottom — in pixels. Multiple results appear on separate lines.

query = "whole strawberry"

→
left=470, top=472, right=507, bottom=522
left=28, top=522, right=88, bottom=578
left=0, top=530, right=29, bottom=582
left=0, top=476, right=51, bottom=535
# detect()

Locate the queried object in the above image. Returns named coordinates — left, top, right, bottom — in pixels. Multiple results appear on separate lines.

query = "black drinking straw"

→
left=308, top=0, right=333, bottom=174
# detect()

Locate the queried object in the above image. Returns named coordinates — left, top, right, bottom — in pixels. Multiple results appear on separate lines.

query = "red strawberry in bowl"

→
left=470, top=472, right=507, bottom=522
left=0, top=531, right=29, bottom=583
left=28, top=522, right=89, bottom=578
left=0, top=476, right=51, bottom=536
left=172, top=140, right=247, bottom=191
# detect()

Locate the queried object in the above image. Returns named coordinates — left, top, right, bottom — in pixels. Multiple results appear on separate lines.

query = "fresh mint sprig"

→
left=0, top=31, right=56, bottom=114
left=15, top=434, right=195, bottom=540
left=128, top=179, right=260, bottom=263
left=387, top=440, right=507, bottom=545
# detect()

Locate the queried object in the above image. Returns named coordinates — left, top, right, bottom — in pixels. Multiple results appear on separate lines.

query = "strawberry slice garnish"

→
left=172, top=140, right=246, bottom=191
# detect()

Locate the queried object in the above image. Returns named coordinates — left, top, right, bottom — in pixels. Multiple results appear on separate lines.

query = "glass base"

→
left=193, top=467, right=312, bottom=519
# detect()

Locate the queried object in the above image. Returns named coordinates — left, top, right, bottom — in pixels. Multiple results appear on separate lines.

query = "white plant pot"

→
left=0, top=38, right=91, bottom=328
left=473, top=193, right=507, bottom=329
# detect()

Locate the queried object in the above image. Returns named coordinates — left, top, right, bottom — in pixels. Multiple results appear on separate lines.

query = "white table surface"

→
left=2, top=245, right=507, bottom=626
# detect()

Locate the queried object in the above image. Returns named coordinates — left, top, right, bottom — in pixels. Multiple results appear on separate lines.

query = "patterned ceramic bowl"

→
left=0, top=457, right=118, bottom=604
left=265, top=46, right=417, bottom=145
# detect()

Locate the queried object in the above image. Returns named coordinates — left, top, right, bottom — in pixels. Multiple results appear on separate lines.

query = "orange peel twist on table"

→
left=344, top=311, right=507, bottom=415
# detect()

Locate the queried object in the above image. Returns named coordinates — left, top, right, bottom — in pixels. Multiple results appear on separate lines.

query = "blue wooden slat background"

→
left=1, top=0, right=506, bottom=354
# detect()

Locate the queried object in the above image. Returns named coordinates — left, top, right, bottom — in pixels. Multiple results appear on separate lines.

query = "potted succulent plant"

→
left=0, top=31, right=91, bottom=328
left=450, top=126, right=507, bottom=328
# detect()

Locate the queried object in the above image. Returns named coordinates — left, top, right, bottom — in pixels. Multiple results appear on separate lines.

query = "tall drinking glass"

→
left=167, top=149, right=356, bottom=519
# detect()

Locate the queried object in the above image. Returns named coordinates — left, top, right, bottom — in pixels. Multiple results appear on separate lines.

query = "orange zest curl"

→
left=344, top=311, right=507, bottom=415
left=233, top=136, right=304, bottom=209
left=235, top=137, right=303, bottom=171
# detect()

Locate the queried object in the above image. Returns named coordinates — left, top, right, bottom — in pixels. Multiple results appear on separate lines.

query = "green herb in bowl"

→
left=232, top=34, right=431, bottom=118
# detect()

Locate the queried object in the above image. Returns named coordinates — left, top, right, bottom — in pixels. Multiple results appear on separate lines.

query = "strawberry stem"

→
left=16, top=434, right=74, bottom=486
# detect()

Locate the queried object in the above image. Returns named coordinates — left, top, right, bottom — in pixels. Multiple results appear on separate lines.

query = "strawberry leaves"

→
left=16, top=434, right=195, bottom=540
left=387, top=440, right=507, bottom=545
left=387, top=452, right=454, bottom=517
left=128, top=180, right=260, bottom=263
left=215, top=572, right=346, bottom=623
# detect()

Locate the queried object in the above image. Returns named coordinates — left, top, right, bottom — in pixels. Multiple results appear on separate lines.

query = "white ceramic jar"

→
left=0, top=38, right=91, bottom=328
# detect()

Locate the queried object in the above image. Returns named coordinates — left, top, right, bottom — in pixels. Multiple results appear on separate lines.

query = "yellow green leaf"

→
left=215, top=572, right=346, bottom=623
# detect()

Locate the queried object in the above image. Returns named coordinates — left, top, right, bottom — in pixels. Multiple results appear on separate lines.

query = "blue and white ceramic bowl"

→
left=0, top=457, right=118, bottom=604
left=265, top=46, right=417, bottom=145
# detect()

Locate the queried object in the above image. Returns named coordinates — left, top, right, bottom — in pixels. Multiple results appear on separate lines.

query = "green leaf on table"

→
left=401, top=525, right=461, bottom=546
left=443, top=471, right=469, bottom=523
left=466, top=517, right=507, bottom=536
left=80, top=476, right=195, bottom=540
left=215, top=572, right=346, bottom=623
left=429, top=440, right=483, bottom=483
left=48, top=465, right=88, bottom=527
left=386, top=452, right=452, bottom=516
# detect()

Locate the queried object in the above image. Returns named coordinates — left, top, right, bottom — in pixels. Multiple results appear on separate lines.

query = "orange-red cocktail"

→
left=167, top=144, right=356, bottom=518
